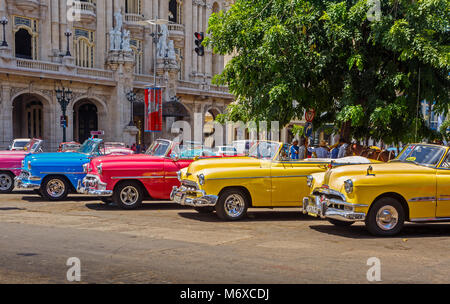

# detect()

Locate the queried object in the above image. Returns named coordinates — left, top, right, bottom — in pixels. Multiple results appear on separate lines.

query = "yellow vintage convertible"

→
left=170, top=140, right=373, bottom=220
left=303, top=143, right=450, bottom=236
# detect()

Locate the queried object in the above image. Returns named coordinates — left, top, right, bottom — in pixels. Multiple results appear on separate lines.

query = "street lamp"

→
left=55, top=87, right=73, bottom=142
left=139, top=18, right=169, bottom=87
left=126, top=90, right=137, bottom=126
left=0, top=17, right=8, bottom=47
left=64, top=29, right=72, bottom=56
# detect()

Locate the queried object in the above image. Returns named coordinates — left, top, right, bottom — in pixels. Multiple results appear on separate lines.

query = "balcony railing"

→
left=168, top=23, right=185, bottom=38
left=16, top=59, right=60, bottom=72
left=125, top=13, right=144, bottom=25
left=76, top=67, right=113, bottom=79
left=14, top=58, right=113, bottom=80
left=73, top=1, right=96, bottom=22
left=14, top=0, right=40, bottom=11
left=133, top=73, right=164, bottom=86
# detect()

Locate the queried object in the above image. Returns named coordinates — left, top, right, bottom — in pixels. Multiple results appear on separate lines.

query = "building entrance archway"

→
left=73, top=100, right=98, bottom=143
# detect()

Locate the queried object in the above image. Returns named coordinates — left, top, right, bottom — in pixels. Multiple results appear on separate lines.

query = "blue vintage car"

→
left=14, top=138, right=105, bottom=200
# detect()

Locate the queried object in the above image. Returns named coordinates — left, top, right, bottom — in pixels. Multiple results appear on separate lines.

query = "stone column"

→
left=160, top=0, right=169, bottom=20
left=51, top=0, right=60, bottom=60
left=153, top=0, right=159, bottom=18
left=0, top=84, right=13, bottom=149
left=183, top=0, right=193, bottom=80
left=96, top=0, right=106, bottom=69
left=107, top=50, right=138, bottom=144
left=40, top=0, right=51, bottom=60
left=198, top=3, right=204, bottom=77
left=192, top=2, right=198, bottom=77
left=204, top=1, right=213, bottom=80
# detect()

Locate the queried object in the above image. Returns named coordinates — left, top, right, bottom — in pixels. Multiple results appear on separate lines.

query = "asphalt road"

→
left=0, top=191, right=449, bottom=284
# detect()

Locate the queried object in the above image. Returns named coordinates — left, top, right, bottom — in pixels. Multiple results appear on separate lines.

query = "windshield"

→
left=14, top=141, right=29, bottom=148
left=77, top=140, right=100, bottom=155
left=62, top=144, right=80, bottom=151
left=248, top=141, right=281, bottom=160
left=395, top=144, right=446, bottom=166
left=146, top=140, right=171, bottom=157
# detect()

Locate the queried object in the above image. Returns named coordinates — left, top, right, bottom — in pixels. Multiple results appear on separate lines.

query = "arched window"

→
left=125, top=0, right=141, bottom=14
left=13, top=16, right=38, bottom=60
left=169, top=0, right=183, bottom=24
left=15, top=28, right=32, bottom=59
left=74, top=28, right=95, bottom=68
left=131, top=39, right=143, bottom=74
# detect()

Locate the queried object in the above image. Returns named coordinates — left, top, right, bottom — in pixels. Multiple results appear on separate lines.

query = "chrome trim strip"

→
left=208, top=175, right=309, bottom=180
left=410, top=217, right=450, bottom=222
left=40, top=172, right=85, bottom=174
left=408, top=197, right=437, bottom=202
left=111, top=175, right=164, bottom=179
left=0, top=168, right=21, bottom=170
left=207, top=176, right=271, bottom=180
left=165, top=176, right=179, bottom=179
left=272, top=175, right=309, bottom=178
left=312, top=187, right=346, bottom=201
left=327, top=198, right=368, bottom=208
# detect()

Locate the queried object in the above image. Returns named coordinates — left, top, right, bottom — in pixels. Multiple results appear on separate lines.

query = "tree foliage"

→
left=206, top=0, right=450, bottom=144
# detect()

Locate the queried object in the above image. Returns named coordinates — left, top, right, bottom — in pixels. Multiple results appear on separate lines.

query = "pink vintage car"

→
left=77, top=139, right=224, bottom=209
left=0, top=139, right=43, bottom=193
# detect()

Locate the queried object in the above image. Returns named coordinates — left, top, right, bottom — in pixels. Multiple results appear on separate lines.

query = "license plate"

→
left=306, top=204, right=320, bottom=217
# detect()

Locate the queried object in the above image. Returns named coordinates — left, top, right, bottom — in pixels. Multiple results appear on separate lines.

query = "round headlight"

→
left=177, top=171, right=182, bottom=181
left=27, top=161, right=32, bottom=170
left=82, top=163, right=88, bottom=173
left=198, top=173, right=205, bottom=185
left=306, top=175, right=314, bottom=188
left=344, top=179, right=353, bottom=193
left=96, top=164, right=102, bottom=175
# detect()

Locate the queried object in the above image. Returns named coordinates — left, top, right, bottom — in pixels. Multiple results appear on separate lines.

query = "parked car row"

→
left=3, top=137, right=450, bottom=237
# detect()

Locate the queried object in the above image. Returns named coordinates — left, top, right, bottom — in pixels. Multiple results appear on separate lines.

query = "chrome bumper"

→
left=170, top=186, right=218, bottom=207
left=302, top=195, right=366, bottom=222
left=77, top=175, right=112, bottom=197
left=14, top=175, right=41, bottom=190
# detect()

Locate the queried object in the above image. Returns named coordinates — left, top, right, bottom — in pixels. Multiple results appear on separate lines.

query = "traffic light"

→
left=194, top=32, right=204, bottom=56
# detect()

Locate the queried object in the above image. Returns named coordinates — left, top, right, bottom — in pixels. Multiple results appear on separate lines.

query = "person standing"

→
left=311, top=140, right=330, bottom=158
left=337, top=138, right=349, bottom=158
left=131, top=143, right=137, bottom=153
left=290, top=139, right=300, bottom=160
left=298, top=137, right=307, bottom=159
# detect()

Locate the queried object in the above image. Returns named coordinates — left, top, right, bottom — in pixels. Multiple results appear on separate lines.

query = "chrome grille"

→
left=181, top=180, right=199, bottom=191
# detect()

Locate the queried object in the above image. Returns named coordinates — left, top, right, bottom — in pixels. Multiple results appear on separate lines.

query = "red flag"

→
left=144, top=88, right=162, bottom=132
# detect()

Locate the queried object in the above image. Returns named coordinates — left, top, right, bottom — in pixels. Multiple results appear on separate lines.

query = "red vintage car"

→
left=0, top=139, right=43, bottom=193
left=77, top=139, right=222, bottom=209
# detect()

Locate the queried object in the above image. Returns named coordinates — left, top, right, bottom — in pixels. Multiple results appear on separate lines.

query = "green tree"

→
left=206, top=0, right=450, bottom=145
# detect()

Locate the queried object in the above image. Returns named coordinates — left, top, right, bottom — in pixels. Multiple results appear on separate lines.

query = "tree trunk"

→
left=340, top=121, right=352, bottom=142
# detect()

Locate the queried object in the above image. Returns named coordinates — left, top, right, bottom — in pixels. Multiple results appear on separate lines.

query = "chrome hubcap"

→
left=376, top=205, right=399, bottom=230
left=0, top=174, right=12, bottom=191
left=120, top=186, right=139, bottom=206
left=224, top=194, right=245, bottom=218
left=46, top=179, right=65, bottom=197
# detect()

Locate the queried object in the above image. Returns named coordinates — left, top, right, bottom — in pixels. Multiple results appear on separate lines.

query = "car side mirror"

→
left=170, top=153, right=179, bottom=161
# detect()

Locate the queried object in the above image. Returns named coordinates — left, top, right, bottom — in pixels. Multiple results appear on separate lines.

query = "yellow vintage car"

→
left=170, top=140, right=373, bottom=220
left=303, top=143, right=450, bottom=236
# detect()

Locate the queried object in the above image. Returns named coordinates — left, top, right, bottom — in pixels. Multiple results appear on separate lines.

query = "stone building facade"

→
left=0, top=0, right=235, bottom=151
